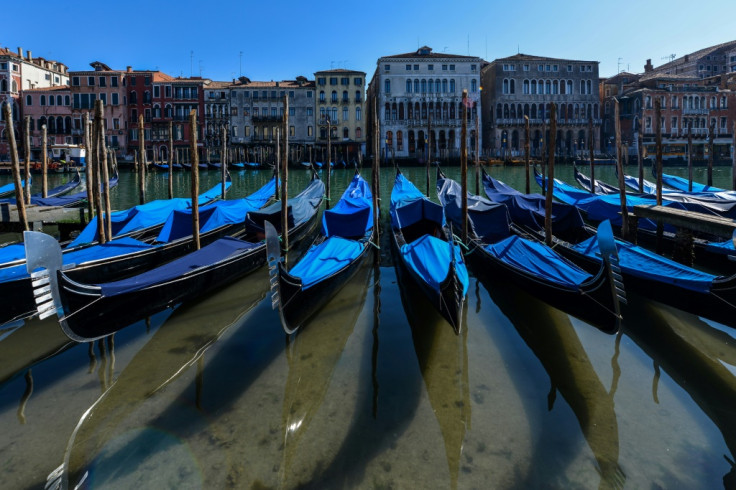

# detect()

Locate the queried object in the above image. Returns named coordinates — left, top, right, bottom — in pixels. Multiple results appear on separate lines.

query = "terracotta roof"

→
left=493, top=53, right=598, bottom=64
left=231, top=79, right=315, bottom=88
left=0, top=47, right=20, bottom=59
left=206, top=80, right=231, bottom=89
left=153, top=72, right=175, bottom=82
left=639, top=72, right=699, bottom=82
left=654, top=39, right=736, bottom=73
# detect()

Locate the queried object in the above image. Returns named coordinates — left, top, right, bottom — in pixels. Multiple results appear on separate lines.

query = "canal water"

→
left=0, top=164, right=735, bottom=489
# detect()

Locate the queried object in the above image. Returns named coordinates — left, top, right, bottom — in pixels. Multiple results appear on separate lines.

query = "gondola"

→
left=152, top=163, right=182, bottom=171
left=437, top=168, right=624, bottom=332
left=34, top=169, right=120, bottom=208
left=267, top=172, right=374, bottom=333
left=0, top=178, right=274, bottom=326
left=390, top=170, right=468, bottom=333
left=25, top=174, right=325, bottom=341
left=573, top=165, right=619, bottom=195
left=0, top=176, right=30, bottom=198
left=208, top=162, right=222, bottom=170
left=653, top=165, right=726, bottom=193
left=483, top=170, right=736, bottom=328
left=0, top=170, right=82, bottom=204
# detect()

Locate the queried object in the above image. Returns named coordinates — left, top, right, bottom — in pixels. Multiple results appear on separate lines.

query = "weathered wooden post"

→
left=91, top=108, right=105, bottom=243
left=541, top=119, right=547, bottom=196
left=372, top=96, right=380, bottom=242
left=280, top=127, right=289, bottom=255
left=544, top=103, right=557, bottom=246
left=221, top=126, right=227, bottom=200
left=23, top=116, right=31, bottom=205
left=282, top=93, right=289, bottom=197
left=4, top=103, right=28, bottom=231
left=588, top=116, right=595, bottom=193
left=274, top=132, right=280, bottom=202
left=732, top=121, right=736, bottom=191
left=614, top=98, right=629, bottom=241
left=168, top=121, right=174, bottom=199
left=138, top=114, right=146, bottom=204
left=189, top=110, right=200, bottom=250
left=655, top=98, right=664, bottom=254
left=708, top=121, right=715, bottom=187
left=96, top=100, right=112, bottom=240
left=41, top=124, right=48, bottom=198
left=638, top=123, right=644, bottom=192
left=461, top=90, right=468, bottom=244
left=84, top=115, right=94, bottom=220
left=326, top=115, right=331, bottom=209
left=426, top=108, right=431, bottom=197
left=687, top=121, right=693, bottom=192
left=523, top=116, right=531, bottom=194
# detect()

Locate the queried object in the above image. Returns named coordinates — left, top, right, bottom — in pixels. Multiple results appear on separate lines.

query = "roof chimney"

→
left=644, top=59, right=653, bottom=73
left=17, top=47, right=23, bottom=58
left=127, top=66, right=132, bottom=73
left=27, top=50, right=32, bottom=61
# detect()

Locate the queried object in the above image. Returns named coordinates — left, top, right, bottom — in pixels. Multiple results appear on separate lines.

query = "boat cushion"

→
left=572, top=235, right=715, bottom=293
left=485, top=235, right=592, bottom=288
left=290, top=236, right=364, bottom=289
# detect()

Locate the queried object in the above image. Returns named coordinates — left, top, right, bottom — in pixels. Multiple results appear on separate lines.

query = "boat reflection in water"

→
left=278, top=262, right=371, bottom=487
left=480, top=276, right=625, bottom=490
left=398, top=257, right=471, bottom=490
left=622, top=294, right=736, bottom=487
left=54, top=272, right=269, bottom=490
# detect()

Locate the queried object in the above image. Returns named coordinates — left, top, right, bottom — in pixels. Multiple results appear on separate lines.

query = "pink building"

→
left=22, top=86, right=72, bottom=159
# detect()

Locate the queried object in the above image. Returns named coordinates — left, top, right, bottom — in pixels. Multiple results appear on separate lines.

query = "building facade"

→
left=21, top=86, right=71, bottom=159
left=314, top=69, right=366, bottom=162
left=229, top=77, right=316, bottom=163
left=368, top=46, right=483, bottom=161
left=1, top=46, right=68, bottom=159
left=204, top=81, right=231, bottom=161
left=481, top=54, right=601, bottom=159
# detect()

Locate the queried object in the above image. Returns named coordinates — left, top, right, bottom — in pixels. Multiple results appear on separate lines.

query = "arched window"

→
left=524, top=104, right=529, bottom=117
left=523, top=80, right=529, bottom=94
left=428, top=79, right=434, bottom=93
left=414, top=79, right=420, bottom=93
left=496, top=104, right=502, bottom=120
left=406, top=80, right=412, bottom=93
left=398, top=103, right=404, bottom=120
left=503, top=79, right=509, bottom=94
left=503, top=104, right=509, bottom=118
left=65, top=95, right=70, bottom=106
left=436, top=79, right=441, bottom=93
left=552, top=80, right=558, bottom=94
left=471, top=79, right=477, bottom=92
left=319, top=90, right=325, bottom=101
left=342, top=90, right=348, bottom=102
left=386, top=130, right=393, bottom=147
left=567, top=80, right=572, bottom=94
left=510, top=104, right=516, bottom=119
left=26, top=95, right=32, bottom=106
left=545, top=80, right=551, bottom=94
left=510, top=80, right=515, bottom=94
left=0, top=79, right=6, bottom=92
left=384, top=79, right=390, bottom=94
left=594, top=104, right=599, bottom=118
left=40, top=95, right=46, bottom=106
left=580, top=80, right=585, bottom=95
left=331, top=90, right=337, bottom=102
left=421, top=79, right=427, bottom=93
left=531, top=80, right=536, bottom=95
left=344, top=106, right=349, bottom=121
left=11, top=80, right=17, bottom=93
left=49, top=95, right=55, bottom=106
left=343, top=127, right=349, bottom=139
left=64, top=116, right=71, bottom=134
left=421, top=102, right=427, bottom=119
left=356, top=127, right=362, bottom=138
left=390, top=103, right=396, bottom=120
left=397, top=130, right=403, bottom=151
left=57, top=95, right=62, bottom=105
left=166, top=104, right=173, bottom=118
left=586, top=80, right=592, bottom=94
left=450, top=79, right=455, bottom=93
left=560, top=80, right=566, bottom=95
left=450, top=103, right=455, bottom=119
left=384, top=102, right=390, bottom=120
left=442, top=79, right=448, bottom=93
left=531, top=103, right=537, bottom=118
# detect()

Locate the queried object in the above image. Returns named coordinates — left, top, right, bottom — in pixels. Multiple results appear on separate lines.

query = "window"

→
left=471, top=79, right=477, bottom=92
left=99, top=77, right=106, bottom=87
left=25, top=95, right=32, bottom=106
left=354, top=78, right=362, bottom=85
left=385, top=64, right=391, bottom=72
left=318, top=77, right=326, bottom=85
left=449, top=79, right=455, bottom=93
left=111, top=77, right=118, bottom=88
left=329, top=77, right=338, bottom=85
left=72, top=76, right=80, bottom=86
left=384, top=79, right=391, bottom=94
left=307, top=90, right=313, bottom=98
left=165, top=85, right=170, bottom=97
left=342, top=90, right=348, bottom=101
left=331, top=90, right=337, bottom=102
left=406, top=64, right=411, bottom=71
left=428, top=64, right=434, bottom=71
left=130, top=77, right=136, bottom=85
left=319, top=90, right=325, bottom=101
left=343, top=107, right=348, bottom=121
left=414, top=64, right=419, bottom=71
left=523, top=64, right=530, bottom=71
left=442, top=64, right=447, bottom=71
left=289, top=90, right=294, bottom=98
left=356, top=106, right=361, bottom=121
left=471, top=64, right=477, bottom=72
left=306, top=107, right=313, bottom=116
left=100, top=93, right=107, bottom=105
left=307, top=126, right=313, bottom=136
left=449, top=65, right=455, bottom=71
left=154, top=86, right=160, bottom=98
left=40, top=95, right=46, bottom=106
left=145, top=76, right=151, bottom=85
left=290, top=125, right=295, bottom=137
left=49, top=95, right=55, bottom=106
left=232, top=126, right=238, bottom=138
left=538, top=64, right=544, bottom=71
left=672, top=117, right=678, bottom=129
left=88, top=76, right=95, bottom=86
left=406, top=80, right=412, bottom=93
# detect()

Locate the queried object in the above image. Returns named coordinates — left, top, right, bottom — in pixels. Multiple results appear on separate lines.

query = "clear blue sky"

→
left=5, top=0, right=736, bottom=83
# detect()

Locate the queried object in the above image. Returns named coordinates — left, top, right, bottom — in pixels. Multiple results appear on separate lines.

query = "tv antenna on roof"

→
left=662, top=54, right=676, bottom=62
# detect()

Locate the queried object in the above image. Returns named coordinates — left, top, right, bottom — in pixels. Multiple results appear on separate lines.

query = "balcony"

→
left=252, top=115, right=283, bottom=123
left=683, top=108, right=709, bottom=115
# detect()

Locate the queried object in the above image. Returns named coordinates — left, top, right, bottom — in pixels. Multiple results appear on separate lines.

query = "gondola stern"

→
left=24, top=231, right=65, bottom=322
left=596, top=220, right=627, bottom=323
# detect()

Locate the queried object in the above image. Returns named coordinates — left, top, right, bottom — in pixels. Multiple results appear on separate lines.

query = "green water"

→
left=0, top=164, right=734, bottom=489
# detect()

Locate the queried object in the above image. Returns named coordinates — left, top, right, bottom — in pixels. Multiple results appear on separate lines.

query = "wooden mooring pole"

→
left=372, top=96, right=380, bottom=243
left=326, top=115, right=331, bottom=209
left=461, top=90, right=468, bottom=244
left=475, top=107, right=480, bottom=196
left=221, top=126, right=227, bottom=200
left=138, top=114, right=146, bottom=204
left=189, top=110, right=200, bottom=250
left=638, top=124, right=644, bottom=193
left=687, top=121, right=693, bottom=192
left=168, top=121, right=174, bottom=199
left=588, top=115, right=595, bottom=193
left=655, top=99, right=664, bottom=253
left=708, top=121, right=715, bottom=187
left=426, top=109, right=431, bottom=197
left=84, top=115, right=94, bottom=220
left=732, top=121, right=736, bottom=191
left=544, top=103, right=556, bottom=246
left=91, top=108, right=105, bottom=243
left=96, top=100, right=112, bottom=240
left=280, top=127, right=289, bottom=255
left=23, top=116, right=31, bottom=205
left=4, top=103, right=28, bottom=231
left=41, top=124, right=48, bottom=198
left=615, top=98, right=629, bottom=240
left=524, top=116, right=530, bottom=194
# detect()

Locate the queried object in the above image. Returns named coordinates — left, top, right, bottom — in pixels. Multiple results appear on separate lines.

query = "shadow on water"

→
left=479, top=276, right=625, bottom=490
left=58, top=271, right=270, bottom=489
left=621, top=294, right=736, bottom=488
left=278, top=262, right=371, bottom=487
left=297, top=260, right=424, bottom=488
left=401, top=259, right=471, bottom=490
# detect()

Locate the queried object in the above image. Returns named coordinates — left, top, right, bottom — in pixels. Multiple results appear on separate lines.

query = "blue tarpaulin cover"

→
left=0, top=237, right=152, bottom=283
left=485, top=235, right=592, bottom=288
left=322, top=174, right=373, bottom=238
left=98, top=236, right=258, bottom=296
left=156, top=178, right=275, bottom=242
left=483, top=174, right=585, bottom=233
left=391, top=173, right=469, bottom=297
left=248, top=178, right=324, bottom=232
left=0, top=177, right=30, bottom=197
left=289, top=236, right=364, bottom=289
left=390, top=173, right=444, bottom=229
left=68, top=180, right=231, bottom=248
left=31, top=173, right=119, bottom=208
left=0, top=244, right=28, bottom=266
left=661, top=173, right=724, bottom=193
left=572, top=235, right=715, bottom=293
left=401, top=234, right=469, bottom=295
left=437, top=175, right=510, bottom=243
